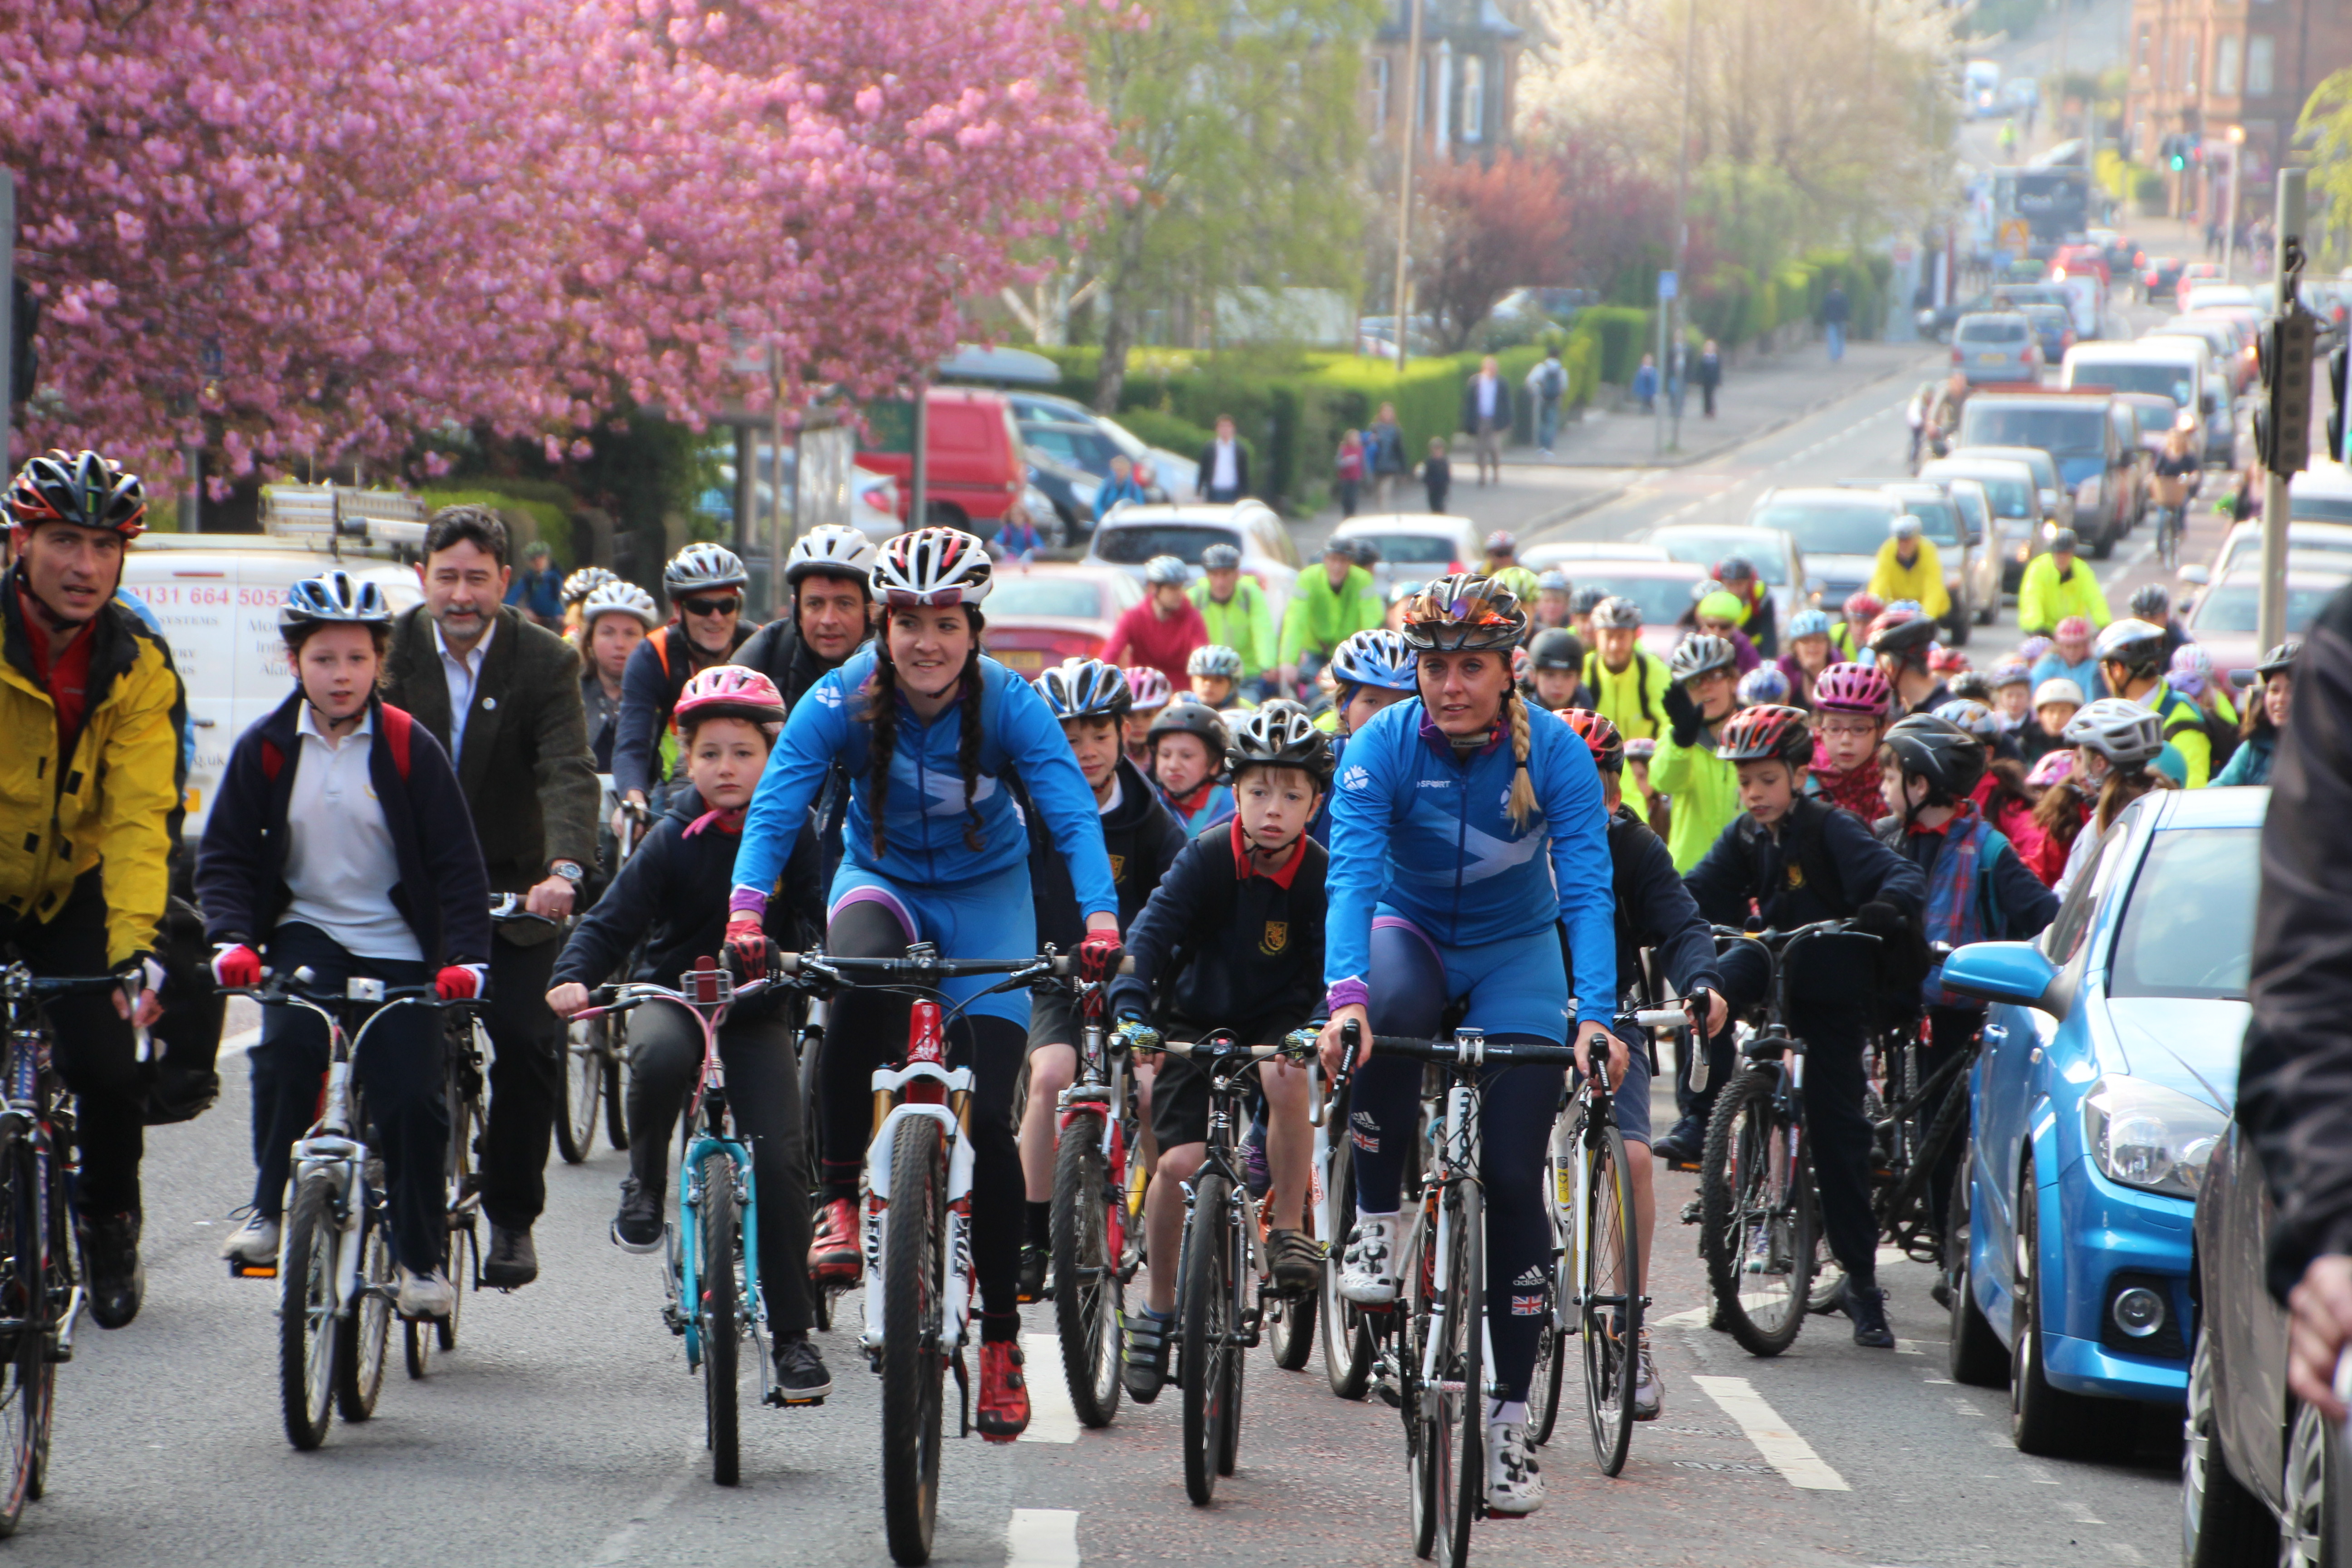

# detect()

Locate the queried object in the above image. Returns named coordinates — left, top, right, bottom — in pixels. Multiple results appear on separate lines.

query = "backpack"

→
left=259, top=703, right=415, bottom=784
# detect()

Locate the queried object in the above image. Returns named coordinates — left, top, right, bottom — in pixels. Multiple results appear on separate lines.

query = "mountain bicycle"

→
left=1697, top=920, right=1874, bottom=1358
left=570, top=957, right=786, bottom=1486
left=1049, top=975, right=1144, bottom=1429
left=0, top=966, right=130, bottom=1533
left=225, top=968, right=485, bottom=1449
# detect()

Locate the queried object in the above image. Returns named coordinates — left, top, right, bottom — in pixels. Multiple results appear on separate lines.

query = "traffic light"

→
left=2166, top=136, right=2187, bottom=173
left=2255, top=304, right=2319, bottom=476
left=2330, top=342, right=2350, bottom=466
left=5, top=279, right=35, bottom=406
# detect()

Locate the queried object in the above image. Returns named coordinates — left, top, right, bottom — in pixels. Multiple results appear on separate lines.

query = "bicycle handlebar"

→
left=771, top=949, right=1135, bottom=982
left=224, top=969, right=482, bottom=1012
left=0, top=966, right=137, bottom=1003
left=488, top=894, right=563, bottom=929
left=574, top=975, right=774, bottom=1020
left=1708, top=917, right=1872, bottom=951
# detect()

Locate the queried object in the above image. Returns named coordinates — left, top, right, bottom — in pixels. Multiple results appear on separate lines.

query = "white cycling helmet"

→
left=579, top=579, right=660, bottom=631
left=663, top=542, right=748, bottom=595
left=872, top=526, right=992, bottom=606
left=1187, top=644, right=1243, bottom=679
left=785, top=524, right=877, bottom=589
left=561, top=565, right=618, bottom=606
left=2061, top=697, right=2165, bottom=768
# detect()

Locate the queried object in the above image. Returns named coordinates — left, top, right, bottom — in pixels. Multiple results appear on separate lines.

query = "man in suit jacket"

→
left=1459, top=356, right=1513, bottom=486
left=385, top=506, right=598, bottom=1289
left=1196, top=415, right=1250, bottom=503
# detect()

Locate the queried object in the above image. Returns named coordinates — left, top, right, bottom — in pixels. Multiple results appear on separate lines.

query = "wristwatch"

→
left=550, top=861, right=584, bottom=886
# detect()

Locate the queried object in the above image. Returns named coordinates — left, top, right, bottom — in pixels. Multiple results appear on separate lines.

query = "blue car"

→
left=1940, top=785, right=2262, bottom=1458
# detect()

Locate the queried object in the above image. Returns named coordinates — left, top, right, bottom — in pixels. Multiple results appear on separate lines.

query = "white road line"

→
left=583, top=1445, right=700, bottom=1566
left=1020, top=1333, right=1081, bottom=1443
left=2063, top=1498, right=2107, bottom=1525
left=1891, top=1338, right=1929, bottom=1356
left=1654, top=1304, right=1710, bottom=1329
left=1007, top=1509, right=1082, bottom=1568
left=2108, top=1544, right=2148, bottom=1565
left=1690, top=1375, right=1851, bottom=1490
left=2100, top=539, right=2155, bottom=588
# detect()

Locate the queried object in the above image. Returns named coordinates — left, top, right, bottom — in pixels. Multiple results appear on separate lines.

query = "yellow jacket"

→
left=1865, top=538, right=1950, bottom=622
left=0, top=586, right=186, bottom=965
left=2014, top=553, right=2113, bottom=637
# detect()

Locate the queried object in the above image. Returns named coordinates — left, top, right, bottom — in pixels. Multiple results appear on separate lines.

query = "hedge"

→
left=419, top=487, right=577, bottom=569
left=1687, top=250, right=1890, bottom=356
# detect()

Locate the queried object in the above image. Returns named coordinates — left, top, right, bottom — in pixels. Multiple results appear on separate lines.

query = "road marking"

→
left=1020, top=1333, right=1081, bottom=1443
left=2108, top=1545, right=2148, bottom=1565
left=2063, top=1498, right=2107, bottom=1525
left=1893, top=1338, right=1931, bottom=1356
left=1947, top=1397, right=1984, bottom=1416
left=583, top=1446, right=699, bottom=1566
left=1007, top=1509, right=1081, bottom=1568
left=2100, top=539, right=2154, bottom=588
left=1654, top=1303, right=1710, bottom=1328
left=1690, top=1375, right=1850, bottom=1490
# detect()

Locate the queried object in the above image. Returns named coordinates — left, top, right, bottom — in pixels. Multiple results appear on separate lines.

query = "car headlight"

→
left=2082, top=1076, right=2227, bottom=1199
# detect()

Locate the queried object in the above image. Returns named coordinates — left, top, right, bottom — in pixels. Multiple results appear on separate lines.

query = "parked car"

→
left=1642, top=522, right=1813, bottom=634
left=2178, top=564, right=2352, bottom=687
left=1327, top=514, right=1482, bottom=598
left=2139, top=256, right=2185, bottom=303
left=2183, top=515, right=2352, bottom=588
left=977, top=562, right=1147, bottom=677
left=1081, top=500, right=1301, bottom=623
left=1833, top=479, right=1999, bottom=637
left=1919, top=455, right=2045, bottom=592
left=1519, top=542, right=1672, bottom=571
left=2151, top=315, right=2251, bottom=395
left=1948, top=442, right=2074, bottom=540
left=856, top=386, right=1027, bottom=534
left=1004, top=391, right=1199, bottom=503
left=1021, top=438, right=1103, bottom=540
left=1955, top=391, right=2137, bottom=555
left=2284, top=463, right=2352, bottom=524
left=1952, top=312, right=2043, bottom=385
left=1741, top=486, right=1905, bottom=611
left=1940, top=787, right=2263, bottom=1455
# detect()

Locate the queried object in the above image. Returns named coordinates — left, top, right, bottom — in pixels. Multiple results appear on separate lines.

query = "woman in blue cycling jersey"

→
left=726, top=527, right=1124, bottom=1443
left=1318, top=573, right=1618, bottom=1518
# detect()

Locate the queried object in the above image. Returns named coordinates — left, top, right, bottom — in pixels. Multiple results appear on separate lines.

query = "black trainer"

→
left=1122, top=1308, right=1173, bottom=1402
left=1018, top=1242, right=1050, bottom=1304
left=611, top=1181, right=663, bottom=1253
left=1844, top=1279, right=1895, bottom=1349
left=78, top=1211, right=144, bottom=1329
left=1651, top=1117, right=1705, bottom=1171
left=770, top=1336, right=832, bottom=1406
left=483, top=1223, right=539, bottom=1288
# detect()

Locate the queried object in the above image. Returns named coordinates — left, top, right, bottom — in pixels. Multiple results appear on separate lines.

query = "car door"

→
left=2208, top=1125, right=2292, bottom=1512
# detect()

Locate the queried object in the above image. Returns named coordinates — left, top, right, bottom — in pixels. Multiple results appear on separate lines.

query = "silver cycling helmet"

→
left=663, top=542, right=749, bottom=595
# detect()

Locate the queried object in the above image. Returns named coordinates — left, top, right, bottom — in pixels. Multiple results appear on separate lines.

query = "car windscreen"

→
left=2291, top=496, right=2352, bottom=524
left=2107, top=827, right=2259, bottom=1001
left=1936, top=471, right=2033, bottom=518
left=1959, top=318, right=2029, bottom=344
left=1958, top=404, right=2107, bottom=457
left=1748, top=503, right=1894, bottom=558
left=2071, top=360, right=2193, bottom=406
left=1900, top=497, right=1961, bottom=544
left=984, top=578, right=1104, bottom=619
left=2187, top=581, right=2341, bottom=635
left=1092, top=524, right=1235, bottom=566
left=1352, top=532, right=1459, bottom=564
left=1651, top=532, right=1790, bottom=583
left=2126, top=402, right=2175, bottom=440
left=1576, top=573, right=1705, bottom=627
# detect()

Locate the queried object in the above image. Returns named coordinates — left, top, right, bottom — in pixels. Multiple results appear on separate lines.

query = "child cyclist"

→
left=724, top=528, right=1126, bottom=1441
left=1108, top=709, right=1332, bottom=1402
left=1806, top=662, right=1897, bottom=822
left=544, top=666, right=833, bottom=1403
left=1318, top=573, right=1620, bottom=1518
left=1014, top=659, right=1187, bottom=1302
left=201, top=572, right=491, bottom=1318
left=1147, top=699, right=1235, bottom=835
left=1308, top=628, right=1420, bottom=844
left=1653, top=631, right=1744, bottom=872
left=1186, top=644, right=1256, bottom=713
left=1680, top=705, right=1924, bottom=1348
left=1122, top=666, right=1172, bottom=770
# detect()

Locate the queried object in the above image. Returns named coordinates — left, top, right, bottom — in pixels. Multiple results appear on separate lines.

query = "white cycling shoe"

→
left=1339, top=1213, right=1400, bottom=1306
left=1633, top=1332, right=1663, bottom=1421
left=219, top=1213, right=280, bottom=1264
left=396, top=1267, right=456, bottom=1320
left=1486, top=1420, right=1545, bottom=1515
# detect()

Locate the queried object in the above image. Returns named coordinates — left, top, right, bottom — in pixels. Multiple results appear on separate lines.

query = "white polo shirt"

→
left=280, top=706, right=421, bottom=962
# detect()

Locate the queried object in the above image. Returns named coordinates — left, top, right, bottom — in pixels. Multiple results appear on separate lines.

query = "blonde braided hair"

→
left=1505, top=687, right=1538, bottom=829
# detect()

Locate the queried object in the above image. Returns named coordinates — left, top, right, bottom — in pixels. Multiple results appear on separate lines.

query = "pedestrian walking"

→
left=1697, top=339, right=1722, bottom=418
left=1333, top=429, right=1365, bottom=518
left=1196, top=414, right=1250, bottom=503
left=1823, top=282, right=1850, bottom=363
left=1632, top=353, right=1658, bottom=412
left=1367, top=402, right=1406, bottom=509
left=1420, top=437, right=1452, bottom=514
left=1458, top=355, right=1511, bottom=487
left=1525, top=347, right=1567, bottom=456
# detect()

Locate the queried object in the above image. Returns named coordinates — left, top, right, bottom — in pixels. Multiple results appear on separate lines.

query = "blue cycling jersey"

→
left=731, top=648, right=1117, bottom=917
left=1324, top=698, right=1617, bottom=1027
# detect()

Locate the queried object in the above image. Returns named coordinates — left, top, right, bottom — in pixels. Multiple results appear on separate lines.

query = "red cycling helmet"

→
left=1810, top=661, right=1893, bottom=716
left=1842, top=590, right=1884, bottom=622
left=676, top=665, right=787, bottom=730
left=1713, top=704, right=1813, bottom=768
left=1556, top=708, right=1625, bottom=773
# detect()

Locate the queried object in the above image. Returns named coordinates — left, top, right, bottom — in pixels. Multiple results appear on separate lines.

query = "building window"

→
left=1461, top=57, right=1485, bottom=144
left=2184, top=35, right=2197, bottom=93
left=1433, top=39, right=1452, bottom=158
left=2215, top=34, right=2241, bottom=96
left=2248, top=34, right=2274, bottom=95
left=2136, top=25, right=2151, bottom=74
left=1372, top=57, right=1390, bottom=133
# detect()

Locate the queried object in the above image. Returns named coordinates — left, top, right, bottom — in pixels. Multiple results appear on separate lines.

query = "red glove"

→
left=725, top=910, right=775, bottom=978
left=211, top=944, right=262, bottom=989
left=1078, top=929, right=1124, bottom=985
left=435, top=964, right=488, bottom=1002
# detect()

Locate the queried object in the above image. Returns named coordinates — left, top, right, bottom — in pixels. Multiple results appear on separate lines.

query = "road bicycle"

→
left=0, top=966, right=129, bottom=1533
left=1697, top=920, right=1874, bottom=1358
left=225, top=968, right=485, bottom=1449
left=1119, top=1025, right=1319, bottom=1505
left=1048, top=975, right=1145, bottom=1429
left=1311, top=1034, right=1377, bottom=1403
left=571, top=957, right=787, bottom=1486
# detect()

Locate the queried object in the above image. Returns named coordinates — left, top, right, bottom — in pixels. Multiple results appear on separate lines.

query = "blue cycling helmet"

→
left=1035, top=658, right=1132, bottom=720
left=1933, top=699, right=2003, bottom=742
left=1786, top=608, right=1833, bottom=641
left=1328, top=628, right=1419, bottom=692
left=280, top=570, right=392, bottom=632
left=1736, top=665, right=1791, bottom=706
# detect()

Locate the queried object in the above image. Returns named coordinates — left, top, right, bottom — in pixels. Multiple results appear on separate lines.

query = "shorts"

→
left=1571, top=1028, right=1652, bottom=1146
left=828, top=859, right=1037, bottom=1029
left=1371, top=911, right=1570, bottom=1043
left=1147, top=1012, right=1297, bottom=1152
left=1026, top=985, right=1078, bottom=1056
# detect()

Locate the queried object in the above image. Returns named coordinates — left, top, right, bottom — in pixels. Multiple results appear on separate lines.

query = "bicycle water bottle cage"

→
left=1743, top=1031, right=1802, bottom=1062
left=684, top=959, right=733, bottom=1008
left=347, top=977, right=386, bottom=1003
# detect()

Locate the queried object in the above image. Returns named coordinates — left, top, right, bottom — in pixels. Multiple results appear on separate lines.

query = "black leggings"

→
left=624, top=1000, right=814, bottom=1336
left=820, top=900, right=1027, bottom=1341
left=1348, top=924, right=1563, bottom=1405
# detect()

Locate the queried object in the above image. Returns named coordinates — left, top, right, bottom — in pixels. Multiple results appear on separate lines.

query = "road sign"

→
left=1657, top=270, right=1678, bottom=302
left=1998, top=219, right=2030, bottom=255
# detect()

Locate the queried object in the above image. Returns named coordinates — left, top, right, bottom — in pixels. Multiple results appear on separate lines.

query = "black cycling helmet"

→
left=1529, top=628, right=1583, bottom=671
left=1867, top=606, right=1939, bottom=665
left=2127, top=583, right=2171, bottom=622
left=1227, top=707, right=1333, bottom=784
left=7, top=449, right=147, bottom=538
left=2092, top=617, right=2167, bottom=679
left=1350, top=537, right=1383, bottom=568
left=2256, top=640, right=2301, bottom=678
left=1569, top=585, right=1608, bottom=617
left=1881, top=713, right=1988, bottom=803
left=1146, top=697, right=1231, bottom=756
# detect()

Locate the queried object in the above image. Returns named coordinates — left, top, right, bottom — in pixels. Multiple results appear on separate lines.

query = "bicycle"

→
left=224, top=968, right=485, bottom=1449
left=1120, top=1024, right=1319, bottom=1505
left=0, top=966, right=129, bottom=1533
left=570, top=957, right=786, bottom=1486
left=1048, top=975, right=1146, bottom=1429
left=1696, top=920, right=1875, bottom=1358
left=1311, top=1039, right=1376, bottom=1402
left=558, top=791, right=642, bottom=1164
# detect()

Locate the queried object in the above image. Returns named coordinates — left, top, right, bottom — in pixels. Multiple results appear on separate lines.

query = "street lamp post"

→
left=1390, top=0, right=1425, bottom=377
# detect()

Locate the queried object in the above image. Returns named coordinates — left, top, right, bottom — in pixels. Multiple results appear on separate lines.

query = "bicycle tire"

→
left=1700, top=1068, right=1814, bottom=1357
left=1266, top=1264, right=1317, bottom=1372
left=0, top=1134, right=43, bottom=1534
left=555, top=1019, right=602, bottom=1164
left=1432, top=1179, right=1483, bottom=1568
left=1179, top=1171, right=1233, bottom=1505
left=603, top=1044, right=630, bottom=1152
left=333, top=1212, right=395, bottom=1422
left=1219, top=1213, right=1247, bottom=1477
left=880, top=1114, right=947, bottom=1566
left=1050, top=1110, right=1122, bottom=1428
left=1405, top=1186, right=1439, bottom=1559
left=1527, top=1131, right=1570, bottom=1447
left=1581, top=1124, right=1640, bottom=1477
left=280, top=1173, right=340, bottom=1450
left=439, top=1056, right=478, bottom=1355
left=1319, top=1117, right=1374, bottom=1401
left=698, top=1147, right=741, bottom=1486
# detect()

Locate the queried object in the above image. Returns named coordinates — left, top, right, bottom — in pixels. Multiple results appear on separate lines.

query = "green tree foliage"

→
left=2301, top=69, right=2352, bottom=269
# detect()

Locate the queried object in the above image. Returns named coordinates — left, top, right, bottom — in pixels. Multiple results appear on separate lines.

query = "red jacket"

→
left=1105, top=598, right=1208, bottom=686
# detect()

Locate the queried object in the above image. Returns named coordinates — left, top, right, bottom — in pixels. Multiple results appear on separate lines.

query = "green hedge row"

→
left=1687, top=250, right=1891, bottom=356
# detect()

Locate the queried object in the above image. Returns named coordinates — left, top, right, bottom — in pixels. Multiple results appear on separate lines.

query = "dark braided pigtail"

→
left=862, top=648, right=901, bottom=860
left=956, top=608, right=988, bottom=852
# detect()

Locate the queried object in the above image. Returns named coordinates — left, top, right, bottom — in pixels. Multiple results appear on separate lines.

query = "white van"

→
left=2060, top=340, right=2206, bottom=431
left=119, top=487, right=430, bottom=834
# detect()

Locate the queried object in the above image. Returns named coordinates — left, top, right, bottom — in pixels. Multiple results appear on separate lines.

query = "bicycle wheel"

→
left=880, top=1114, right=947, bottom=1566
left=0, top=1136, right=45, bottom=1534
left=1178, top=1171, right=1233, bottom=1506
left=1580, top=1123, right=1640, bottom=1477
left=333, top=1210, right=395, bottom=1422
left=697, top=1147, right=742, bottom=1487
left=280, top=1173, right=341, bottom=1450
left=1426, top=1180, right=1484, bottom=1568
left=1403, top=1193, right=1439, bottom=1559
left=1527, top=1132, right=1570, bottom=1447
left=1700, top=1068, right=1814, bottom=1357
left=1319, top=1120, right=1374, bottom=1400
left=439, top=1058, right=477, bottom=1354
left=1050, top=1110, right=1122, bottom=1428
left=1218, top=1216, right=1247, bottom=1477
left=555, top=1019, right=603, bottom=1164
left=603, top=1045, right=630, bottom=1152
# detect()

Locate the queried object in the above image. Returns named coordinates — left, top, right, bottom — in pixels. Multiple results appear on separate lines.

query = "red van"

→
left=857, top=387, right=1025, bottom=534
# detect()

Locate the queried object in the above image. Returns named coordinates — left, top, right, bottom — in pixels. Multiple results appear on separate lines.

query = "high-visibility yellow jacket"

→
left=2014, top=554, right=2113, bottom=637
left=1651, top=724, right=1742, bottom=874
left=1866, top=539, right=1950, bottom=622
left=1580, top=648, right=1676, bottom=741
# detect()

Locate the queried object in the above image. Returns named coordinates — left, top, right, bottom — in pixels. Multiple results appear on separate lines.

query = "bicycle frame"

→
left=861, top=995, right=977, bottom=1357
left=0, top=968, right=108, bottom=1362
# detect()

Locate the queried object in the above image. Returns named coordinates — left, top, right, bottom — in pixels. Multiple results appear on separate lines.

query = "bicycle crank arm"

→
left=48, top=1285, right=86, bottom=1362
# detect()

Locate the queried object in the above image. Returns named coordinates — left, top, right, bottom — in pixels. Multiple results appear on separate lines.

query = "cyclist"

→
left=735, top=525, right=877, bottom=711
left=1111, top=709, right=1332, bottom=1401
left=201, top=572, right=492, bottom=1318
left=1318, top=573, right=1619, bottom=1517
left=0, top=452, right=181, bottom=1327
left=1122, top=666, right=1173, bottom=770
left=2015, top=529, right=2111, bottom=639
left=1737, top=665, right=1791, bottom=707
left=1866, top=517, right=1950, bottom=624
left=1709, top=555, right=1779, bottom=657
left=578, top=581, right=659, bottom=772
left=1936, top=700, right=2041, bottom=856
left=1687, top=590, right=1763, bottom=673
left=1525, top=627, right=1596, bottom=712
left=1807, top=662, right=1897, bottom=819
left=1189, top=544, right=1277, bottom=696
left=384, top=506, right=599, bottom=1289
left=725, top=527, right=1125, bottom=1441
left=1309, top=629, right=1419, bottom=845
left=2093, top=619, right=2206, bottom=786
left=1655, top=632, right=1744, bottom=872
left=1987, top=659, right=2034, bottom=742
left=1186, top=644, right=1255, bottom=713
left=1532, top=570, right=1575, bottom=632
left=1014, top=660, right=1186, bottom=1302
left=2167, top=643, right=2241, bottom=767
left=1146, top=700, right=1235, bottom=835
left=1832, top=590, right=1883, bottom=662
left=2214, top=641, right=2297, bottom=786
left=1777, top=608, right=1836, bottom=707
left=1681, top=706, right=1925, bottom=1348
left=1559, top=709, right=1725, bottom=1420
left=1102, top=555, right=1207, bottom=687
left=544, top=666, right=833, bottom=1403
left=1276, top=540, right=1385, bottom=698
left=2148, top=425, right=2200, bottom=567
left=559, top=566, right=617, bottom=644
left=1581, top=596, right=1673, bottom=741
left=1867, top=603, right=1951, bottom=717
left=2052, top=698, right=2174, bottom=900
left=1479, top=531, right=1541, bottom=605
left=1567, top=585, right=1608, bottom=647
left=612, top=543, right=759, bottom=825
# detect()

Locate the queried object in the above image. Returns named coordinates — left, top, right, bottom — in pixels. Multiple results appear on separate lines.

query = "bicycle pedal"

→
left=1678, top=1199, right=1702, bottom=1225
left=765, top=1390, right=826, bottom=1409
left=229, top=1260, right=279, bottom=1279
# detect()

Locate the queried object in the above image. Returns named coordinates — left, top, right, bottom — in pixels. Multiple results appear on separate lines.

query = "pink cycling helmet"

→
left=2054, top=615, right=2093, bottom=642
left=1811, top=661, right=1893, bottom=717
left=1122, top=666, right=1172, bottom=709
left=676, top=664, right=787, bottom=731
left=2025, top=749, right=2076, bottom=791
